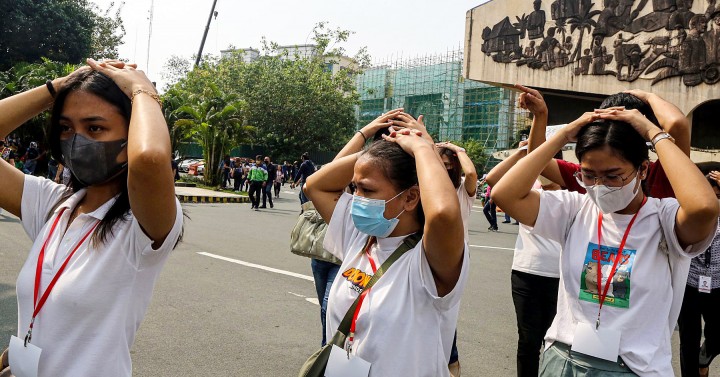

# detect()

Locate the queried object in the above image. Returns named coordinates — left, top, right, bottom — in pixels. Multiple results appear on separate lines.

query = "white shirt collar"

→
left=54, top=189, right=120, bottom=221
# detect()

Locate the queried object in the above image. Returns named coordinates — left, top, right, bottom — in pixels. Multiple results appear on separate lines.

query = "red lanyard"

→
left=594, top=196, right=646, bottom=329
left=347, top=236, right=377, bottom=353
left=25, top=208, right=99, bottom=346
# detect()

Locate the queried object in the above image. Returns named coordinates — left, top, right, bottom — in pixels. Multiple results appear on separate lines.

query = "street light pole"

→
left=194, top=0, right=219, bottom=68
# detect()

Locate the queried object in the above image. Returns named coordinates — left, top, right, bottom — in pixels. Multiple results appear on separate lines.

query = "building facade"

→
left=355, top=50, right=530, bottom=158
left=465, top=0, right=720, bottom=161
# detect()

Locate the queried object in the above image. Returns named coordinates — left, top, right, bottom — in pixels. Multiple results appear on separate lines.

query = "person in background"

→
left=483, top=184, right=498, bottom=232
left=291, top=153, right=315, bottom=204
left=247, top=155, right=267, bottom=210
left=232, top=158, right=244, bottom=193
left=171, top=155, right=179, bottom=182
left=221, top=154, right=231, bottom=189
left=22, top=141, right=40, bottom=175
left=274, top=165, right=283, bottom=198
left=678, top=170, right=720, bottom=377
left=261, top=156, right=275, bottom=209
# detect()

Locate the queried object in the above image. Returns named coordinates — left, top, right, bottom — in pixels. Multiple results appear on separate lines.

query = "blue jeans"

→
left=299, top=186, right=310, bottom=205
left=311, top=258, right=340, bottom=346
left=483, top=201, right=498, bottom=229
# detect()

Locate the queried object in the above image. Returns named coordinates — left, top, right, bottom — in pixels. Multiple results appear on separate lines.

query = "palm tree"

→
left=567, top=4, right=601, bottom=63
left=174, top=83, right=255, bottom=186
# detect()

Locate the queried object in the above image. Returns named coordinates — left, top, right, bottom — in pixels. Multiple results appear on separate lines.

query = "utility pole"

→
left=146, top=0, right=155, bottom=75
left=194, top=0, right=219, bottom=68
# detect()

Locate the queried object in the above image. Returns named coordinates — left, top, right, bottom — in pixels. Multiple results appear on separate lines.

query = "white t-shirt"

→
left=456, top=177, right=476, bottom=240
left=512, top=189, right=562, bottom=278
left=323, top=193, right=469, bottom=377
left=532, top=190, right=715, bottom=376
left=15, top=175, right=184, bottom=377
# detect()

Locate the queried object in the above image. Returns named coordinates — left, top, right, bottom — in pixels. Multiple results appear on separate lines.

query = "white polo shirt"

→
left=15, top=175, right=183, bottom=377
left=323, top=193, right=469, bottom=377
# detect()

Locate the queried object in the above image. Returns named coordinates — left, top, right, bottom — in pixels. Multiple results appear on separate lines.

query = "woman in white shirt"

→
left=492, top=108, right=718, bottom=376
left=0, top=60, right=183, bottom=377
left=305, top=124, right=468, bottom=376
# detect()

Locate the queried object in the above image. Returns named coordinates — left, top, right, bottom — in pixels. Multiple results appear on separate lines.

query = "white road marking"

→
left=288, top=292, right=320, bottom=306
left=197, top=252, right=314, bottom=282
left=469, top=245, right=514, bottom=251
left=282, top=191, right=296, bottom=194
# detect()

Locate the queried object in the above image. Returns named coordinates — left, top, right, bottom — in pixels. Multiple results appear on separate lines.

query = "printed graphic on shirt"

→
left=342, top=267, right=374, bottom=294
left=579, top=242, right=636, bottom=309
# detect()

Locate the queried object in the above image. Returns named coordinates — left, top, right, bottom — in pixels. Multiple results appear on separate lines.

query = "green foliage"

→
left=0, top=60, right=79, bottom=142
left=161, top=22, right=366, bottom=172
left=0, top=0, right=126, bottom=70
left=456, top=139, right=488, bottom=174
left=164, top=73, right=254, bottom=186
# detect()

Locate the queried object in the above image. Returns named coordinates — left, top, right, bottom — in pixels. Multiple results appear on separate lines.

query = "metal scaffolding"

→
left=355, top=48, right=531, bottom=155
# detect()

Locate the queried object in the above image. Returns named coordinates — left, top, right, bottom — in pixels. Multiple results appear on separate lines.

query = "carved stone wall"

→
left=464, top=0, right=720, bottom=114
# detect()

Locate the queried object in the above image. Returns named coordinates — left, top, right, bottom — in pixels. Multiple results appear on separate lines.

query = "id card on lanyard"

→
left=9, top=208, right=99, bottom=377
left=699, top=250, right=712, bottom=293
left=327, top=237, right=377, bottom=377
left=572, top=197, right=646, bottom=362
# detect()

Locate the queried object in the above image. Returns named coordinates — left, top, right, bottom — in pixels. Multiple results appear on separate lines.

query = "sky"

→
left=91, top=0, right=486, bottom=88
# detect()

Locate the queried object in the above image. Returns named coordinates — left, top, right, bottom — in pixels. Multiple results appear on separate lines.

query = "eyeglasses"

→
left=573, top=169, right=637, bottom=191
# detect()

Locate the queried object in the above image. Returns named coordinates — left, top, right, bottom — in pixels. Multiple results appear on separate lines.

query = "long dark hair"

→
left=438, top=147, right=462, bottom=189
left=47, top=70, right=132, bottom=246
left=363, top=140, right=425, bottom=226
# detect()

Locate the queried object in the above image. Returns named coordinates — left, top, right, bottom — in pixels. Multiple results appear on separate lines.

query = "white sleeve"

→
left=417, top=241, right=471, bottom=311
left=322, top=193, right=359, bottom=261
left=659, top=198, right=717, bottom=258
left=531, top=190, right=585, bottom=243
left=20, top=175, right=70, bottom=241
left=131, top=198, right=184, bottom=268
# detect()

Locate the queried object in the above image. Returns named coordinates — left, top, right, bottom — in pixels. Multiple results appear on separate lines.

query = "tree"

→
left=0, top=59, right=78, bottom=142
left=0, top=0, right=125, bottom=70
left=170, top=70, right=254, bottom=185
left=161, top=55, right=192, bottom=91
left=456, top=139, right=488, bottom=174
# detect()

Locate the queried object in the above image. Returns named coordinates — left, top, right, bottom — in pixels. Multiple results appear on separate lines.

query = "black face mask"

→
left=60, top=133, right=128, bottom=186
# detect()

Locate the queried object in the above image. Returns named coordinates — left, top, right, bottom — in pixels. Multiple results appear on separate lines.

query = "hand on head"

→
left=364, top=108, right=403, bottom=134
left=86, top=58, right=155, bottom=98
left=382, top=127, right=428, bottom=157
left=594, top=107, right=660, bottom=141
left=561, top=111, right=601, bottom=142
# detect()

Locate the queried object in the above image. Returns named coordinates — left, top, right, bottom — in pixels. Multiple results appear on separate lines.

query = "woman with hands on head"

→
left=304, top=124, right=469, bottom=376
left=523, top=85, right=689, bottom=199
left=492, top=106, right=718, bottom=376
left=0, top=59, right=183, bottom=377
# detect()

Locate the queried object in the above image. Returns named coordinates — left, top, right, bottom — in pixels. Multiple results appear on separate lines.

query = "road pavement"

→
left=0, top=188, right=705, bottom=376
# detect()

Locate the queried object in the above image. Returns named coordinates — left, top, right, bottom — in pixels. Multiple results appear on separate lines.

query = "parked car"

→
left=179, top=158, right=203, bottom=173
left=188, top=161, right=205, bottom=176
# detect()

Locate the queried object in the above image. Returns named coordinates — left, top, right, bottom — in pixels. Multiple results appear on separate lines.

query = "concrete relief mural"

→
left=480, top=0, right=720, bottom=85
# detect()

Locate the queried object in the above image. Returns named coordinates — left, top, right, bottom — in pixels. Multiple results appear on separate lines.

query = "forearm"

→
left=305, top=153, right=359, bottom=196
left=647, top=94, right=690, bottom=156
left=334, top=130, right=367, bottom=161
left=526, top=112, right=548, bottom=153
left=457, top=152, right=477, bottom=180
left=486, top=149, right=527, bottom=187
left=128, top=97, right=171, bottom=166
left=0, top=82, right=56, bottom=138
left=493, top=132, right=566, bottom=217
left=655, top=139, right=718, bottom=220
left=416, top=145, right=461, bottom=223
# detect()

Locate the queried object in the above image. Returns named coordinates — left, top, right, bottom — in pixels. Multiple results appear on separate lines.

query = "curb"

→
left=176, top=195, right=250, bottom=204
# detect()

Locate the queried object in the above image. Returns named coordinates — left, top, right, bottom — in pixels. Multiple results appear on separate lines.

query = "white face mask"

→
left=584, top=173, right=641, bottom=214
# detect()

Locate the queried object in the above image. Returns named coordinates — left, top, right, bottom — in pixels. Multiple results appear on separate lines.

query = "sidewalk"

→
left=175, top=186, right=249, bottom=204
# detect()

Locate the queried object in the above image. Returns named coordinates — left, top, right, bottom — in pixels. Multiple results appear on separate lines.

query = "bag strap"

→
left=335, top=232, right=422, bottom=336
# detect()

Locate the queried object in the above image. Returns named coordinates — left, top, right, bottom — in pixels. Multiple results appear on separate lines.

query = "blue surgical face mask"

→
left=351, top=190, right=407, bottom=237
